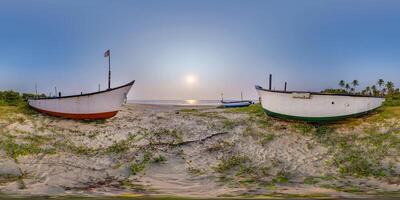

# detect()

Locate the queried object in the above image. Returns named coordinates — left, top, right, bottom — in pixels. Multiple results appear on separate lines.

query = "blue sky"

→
left=1, top=0, right=400, bottom=100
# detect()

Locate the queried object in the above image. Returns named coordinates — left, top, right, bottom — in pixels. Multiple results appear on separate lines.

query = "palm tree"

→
left=351, top=80, right=359, bottom=93
left=377, top=79, right=385, bottom=89
left=386, top=81, right=395, bottom=95
left=371, top=85, right=378, bottom=96
left=365, top=86, right=371, bottom=96
left=339, top=80, right=345, bottom=89
left=382, top=88, right=387, bottom=96
left=350, top=88, right=355, bottom=94
left=345, top=83, right=350, bottom=92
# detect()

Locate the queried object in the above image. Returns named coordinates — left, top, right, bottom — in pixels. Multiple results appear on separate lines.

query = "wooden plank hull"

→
left=255, top=85, right=385, bottom=122
left=28, top=81, right=134, bottom=120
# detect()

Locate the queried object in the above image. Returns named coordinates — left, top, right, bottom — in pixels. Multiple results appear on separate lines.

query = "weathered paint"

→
left=31, top=107, right=118, bottom=119
left=255, top=86, right=385, bottom=122
left=28, top=81, right=134, bottom=119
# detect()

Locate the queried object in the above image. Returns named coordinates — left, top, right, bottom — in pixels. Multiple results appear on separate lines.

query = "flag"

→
left=104, top=49, right=110, bottom=57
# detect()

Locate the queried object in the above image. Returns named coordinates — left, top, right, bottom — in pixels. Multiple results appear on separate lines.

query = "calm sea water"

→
left=128, top=99, right=259, bottom=106
left=128, top=100, right=222, bottom=106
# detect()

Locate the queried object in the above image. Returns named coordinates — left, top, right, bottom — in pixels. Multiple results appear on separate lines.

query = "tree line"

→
left=321, top=79, right=400, bottom=106
left=336, top=79, right=397, bottom=96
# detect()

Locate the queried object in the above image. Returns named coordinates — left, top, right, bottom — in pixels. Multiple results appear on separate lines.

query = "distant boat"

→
left=29, top=80, right=134, bottom=119
left=220, top=92, right=253, bottom=108
left=221, top=100, right=253, bottom=108
left=255, top=85, right=385, bottom=122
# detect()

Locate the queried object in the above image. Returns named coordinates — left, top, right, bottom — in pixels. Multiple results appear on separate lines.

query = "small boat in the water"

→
left=255, top=75, right=385, bottom=122
left=29, top=49, right=135, bottom=120
left=29, top=80, right=134, bottom=119
left=220, top=92, right=253, bottom=108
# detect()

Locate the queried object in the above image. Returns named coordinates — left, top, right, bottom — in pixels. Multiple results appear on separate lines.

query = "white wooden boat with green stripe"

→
left=255, top=85, right=385, bottom=122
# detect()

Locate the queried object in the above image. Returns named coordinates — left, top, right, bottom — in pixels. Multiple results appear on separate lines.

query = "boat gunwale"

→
left=30, top=80, right=135, bottom=100
left=255, top=85, right=385, bottom=99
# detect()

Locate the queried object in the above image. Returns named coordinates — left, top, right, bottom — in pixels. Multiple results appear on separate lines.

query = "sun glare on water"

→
left=185, top=99, right=197, bottom=105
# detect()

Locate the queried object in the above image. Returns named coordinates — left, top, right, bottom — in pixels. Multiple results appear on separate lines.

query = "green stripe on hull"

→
left=262, top=108, right=379, bottom=123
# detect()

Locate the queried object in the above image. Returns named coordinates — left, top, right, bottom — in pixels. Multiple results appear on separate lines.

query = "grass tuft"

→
left=214, top=155, right=248, bottom=173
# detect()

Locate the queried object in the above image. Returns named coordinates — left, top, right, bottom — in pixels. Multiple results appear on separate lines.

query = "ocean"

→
left=128, top=99, right=222, bottom=106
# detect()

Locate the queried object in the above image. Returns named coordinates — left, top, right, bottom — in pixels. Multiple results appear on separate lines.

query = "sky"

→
left=1, top=0, right=400, bottom=100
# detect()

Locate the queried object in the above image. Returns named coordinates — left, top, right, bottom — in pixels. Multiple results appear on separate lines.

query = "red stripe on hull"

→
left=30, top=106, right=119, bottom=120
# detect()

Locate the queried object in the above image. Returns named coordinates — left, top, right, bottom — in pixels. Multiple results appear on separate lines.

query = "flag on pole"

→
left=104, top=49, right=110, bottom=57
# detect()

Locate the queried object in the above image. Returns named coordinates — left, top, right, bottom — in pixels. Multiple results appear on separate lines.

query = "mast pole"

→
left=269, top=74, right=272, bottom=90
left=284, top=82, right=287, bottom=91
left=108, top=51, right=111, bottom=89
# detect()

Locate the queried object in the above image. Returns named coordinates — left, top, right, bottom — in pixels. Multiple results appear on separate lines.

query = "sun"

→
left=185, top=74, right=196, bottom=84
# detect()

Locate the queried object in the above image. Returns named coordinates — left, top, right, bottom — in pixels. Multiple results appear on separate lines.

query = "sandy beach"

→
left=0, top=103, right=399, bottom=198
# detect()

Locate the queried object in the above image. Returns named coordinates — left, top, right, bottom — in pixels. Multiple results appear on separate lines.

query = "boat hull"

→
left=222, top=101, right=252, bottom=108
left=28, top=81, right=134, bottom=120
left=255, top=86, right=385, bottom=122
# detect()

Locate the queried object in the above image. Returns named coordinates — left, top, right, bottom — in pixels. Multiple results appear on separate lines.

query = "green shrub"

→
left=384, top=92, right=400, bottom=106
left=0, top=91, right=22, bottom=106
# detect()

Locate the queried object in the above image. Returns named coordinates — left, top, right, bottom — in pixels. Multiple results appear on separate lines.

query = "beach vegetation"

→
left=206, top=140, right=233, bottom=152
left=71, top=145, right=97, bottom=155
left=0, top=90, right=22, bottom=106
left=179, top=108, right=199, bottom=113
left=292, top=123, right=314, bottom=135
left=226, top=103, right=265, bottom=117
left=214, top=155, right=248, bottom=173
left=384, top=92, right=400, bottom=106
left=313, top=124, right=398, bottom=177
left=152, top=154, right=167, bottom=163
left=314, top=126, right=334, bottom=138
left=106, top=140, right=131, bottom=154
left=120, top=180, right=147, bottom=192
left=303, top=177, right=320, bottom=185
left=260, top=134, right=274, bottom=145
left=226, top=104, right=272, bottom=130
left=0, top=135, right=56, bottom=159
left=150, top=128, right=183, bottom=144
left=186, top=166, right=203, bottom=175
left=272, top=170, right=290, bottom=184
left=236, top=164, right=269, bottom=177
left=222, top=119, right=237, bottom=129
left=130, top=151, right=152, bottom=175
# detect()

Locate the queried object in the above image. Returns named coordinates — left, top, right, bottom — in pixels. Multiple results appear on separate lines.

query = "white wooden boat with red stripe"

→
left=28, top=80, right=134, bottom=119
